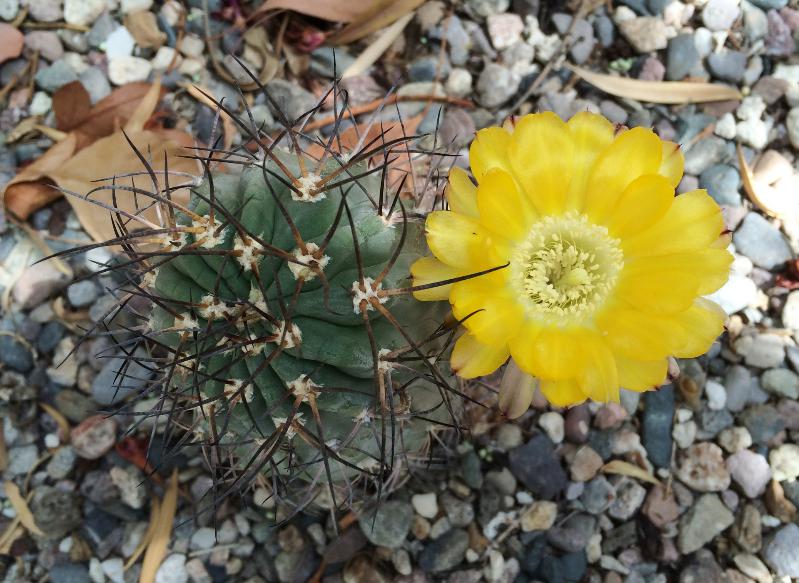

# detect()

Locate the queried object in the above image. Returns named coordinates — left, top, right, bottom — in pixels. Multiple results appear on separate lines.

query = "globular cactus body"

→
left=138, top=147, right=451, bottom=501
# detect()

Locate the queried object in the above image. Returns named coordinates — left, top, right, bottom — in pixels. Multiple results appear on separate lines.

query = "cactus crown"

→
left=59, top=75, right=464, bottom=518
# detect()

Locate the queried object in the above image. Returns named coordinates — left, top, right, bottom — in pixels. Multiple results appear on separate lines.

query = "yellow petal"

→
left=510, top=326, right=585, bottom=380
left=451, top=332, right=510, bottom=378
left=596, top=301, right=686, bottom=361
left=470, top=126, right=513, bottom=181
left=659, top=140, right=684, bottom=188
left=615, top=266, right=701, bottom=314
left=450, top=274, right=523, bottom=346
left=606, top=174, right=674, bottom=238
left=672, top=298, right=727, bottom=358
left=508, top=112, right=575, bottom=215
left=476, top=167, right=533, bottom=240
left=583, top=127, right=663, bottom=223
left=617, top=249, right=733, bottom=313
left=425, top=210, right=492, bottom=269
left=577, top=333, right=620, bottom=403
left=540, top=378, right=587, bottom=408
left=446, top=167, right=479, bottom=218
left=622, top=189, right=724, bottom=258
left=411, top=256, right=462, bottom=301
left=615, top=353, right=668, bottom=392
left=564, top=111, right=615, bottom=210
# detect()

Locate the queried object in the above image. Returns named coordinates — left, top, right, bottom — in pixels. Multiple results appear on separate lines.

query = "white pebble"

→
left=108, top=56, right=152, bottom=85
left=538, top=411, right=564, bottom=444
left=705, top=379, right=727, bottom=410
left=411, top=492, right=439, bottom=519
left=29, top=91, right=52, bottom=116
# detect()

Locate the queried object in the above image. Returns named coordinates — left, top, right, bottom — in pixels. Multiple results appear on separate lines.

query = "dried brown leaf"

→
left=139, top=470, right=179, bottom=583
left=342, top=12, right=414, bottom=78
left=3, top=133, right=79, bottom=219
left=738, top=143, right=781, bottom=218
left=55, top=128, right=197, bottom=243
left=76, top=82, right=164, bottom=139
left=568, top=65, right=742, bottom=104
left=4, top=481, right=44, bottom=537
left=123, top=10, right=166, bottom=49
left=53, top=81, right=92, bottom=132
left=124, top=499, right=160, bottom=570
left=328, top=0, right=425, bottom=45
left=253, top=0, right=382, bottom=23
left=0, top=23, right=23, bottom=65
left=601, top=460, right=661, bottom=485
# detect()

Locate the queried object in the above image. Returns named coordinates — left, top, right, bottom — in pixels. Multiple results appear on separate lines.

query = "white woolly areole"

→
left=241, top=330, right=266, bottom=356
left=174, top=313, right=198, bottom=330
left=234, top=235, right=260, bottom=271
left=272, top=320, right=302, bottom=348
left=288, top=243, right=330, bottom=281
left=292, top=173, right=326, bottom=203
left=377, top=348, right=395, bottom=374
left=351, top=277, right=387, bottom=314
left=199, top=294, right=235, bottom=320
left=273, top=413, right=304, bottom=439
left=248, top=286, right=269, bottom=314
left=287, top=375, right=321, bottom=401
left=141, top=268, right=158, bottom=289
left=225, top=379, right=254, bottom=403
left=195, top=217, right=227, bottom=249
left=159, top=231, right=187, bottom=249
left=354, top=408, right=372, bottom=424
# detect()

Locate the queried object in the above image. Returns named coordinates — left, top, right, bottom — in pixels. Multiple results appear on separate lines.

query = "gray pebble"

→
left=35, top=59, right=78, bottom=92
left=476, top=63, right=520, bottom=108
left=78, top=67, right=111, bottom=104
left=678, top=493, right=734, bottom=553
left=684, top=137, right=729, bottom=175
left=707, top=51, right=748, bottom=83
left=418, top=528, right=469, bottom=573
left=666, top=34, right=699, bottom=81
left=763, top=524, right=799, bottom=578
left=67, top=280, right=99, bottom=308
left=699, top=164, right=741, bottom=206
left=358, top=501, right=412, bottom=549
left=733, top=213, right=792, bottom=270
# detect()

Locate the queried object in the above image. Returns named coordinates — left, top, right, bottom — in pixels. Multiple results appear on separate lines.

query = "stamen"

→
left=510, top=212, right=623, bottom=323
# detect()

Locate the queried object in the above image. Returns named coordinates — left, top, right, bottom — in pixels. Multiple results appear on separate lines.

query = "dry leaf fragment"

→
left=123, top=10, right=166, bottom=49
left=2, top=79, right=197, bottom=240
left=328, top=0, right=425, bottom=45
left=3, top=133, right=78, bottom=219
left=56, top=128, right=197, bottom=243
left=39, top=402, right=71, bottom=443
left=601, top=460, right=661, bottom=485
left=568, top=64, right=742, bottom=104
left=254, top=0, right=381, bottom=24
left=53, top=81, right=92, bottom=132
left=139, top=470, right=179, bottom=583
left=738, top=143, right=776, bottom=218
left=0, top=23, right=23, bottom=65
left=342, top=12, right=414, bottom=78
left=4, top=481, right=44, bottom=537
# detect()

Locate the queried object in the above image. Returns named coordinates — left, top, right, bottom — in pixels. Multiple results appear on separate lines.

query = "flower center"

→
left=510, top=212, right=623, bottom=322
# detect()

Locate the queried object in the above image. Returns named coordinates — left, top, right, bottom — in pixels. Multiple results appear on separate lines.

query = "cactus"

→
left=63, top=77, right=461, bottom=515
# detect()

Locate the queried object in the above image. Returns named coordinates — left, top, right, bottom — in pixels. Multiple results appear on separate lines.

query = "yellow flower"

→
left=411, top=112, right=732, bottom=411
